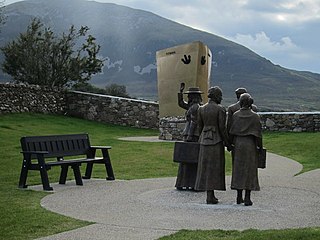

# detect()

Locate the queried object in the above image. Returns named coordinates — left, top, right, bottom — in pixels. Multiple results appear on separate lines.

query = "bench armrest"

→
left=21, top=150, right=49, bottom=155
left=87, top=146, right=111, bottom=158
left=90, top=146, right=112, bottom=150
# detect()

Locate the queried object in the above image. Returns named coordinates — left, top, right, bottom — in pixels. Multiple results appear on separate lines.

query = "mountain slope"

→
left=1, top=0, right=319, bottom=111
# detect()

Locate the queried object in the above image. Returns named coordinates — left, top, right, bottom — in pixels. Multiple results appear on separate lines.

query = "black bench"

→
left=18, top=133, right=115, bottom=191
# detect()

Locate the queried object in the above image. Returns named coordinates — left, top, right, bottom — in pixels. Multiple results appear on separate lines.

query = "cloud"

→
left=243, top=0, right=320, bottom=24
left=232, top=31, right=299, bottom=54
left=230, top=31, right=315, bottom=70
left=134, top=64, right=157, bottom=75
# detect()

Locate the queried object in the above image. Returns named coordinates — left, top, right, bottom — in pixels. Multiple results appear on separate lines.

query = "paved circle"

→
left=34, top=152, right=320, bottom=240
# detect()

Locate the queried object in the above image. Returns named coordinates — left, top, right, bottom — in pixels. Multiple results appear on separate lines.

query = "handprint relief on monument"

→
left=181, top=54, right=191, bottom=64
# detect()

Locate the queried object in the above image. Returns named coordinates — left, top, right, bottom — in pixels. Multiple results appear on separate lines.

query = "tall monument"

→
left=156, top=41, right=211, bottom=117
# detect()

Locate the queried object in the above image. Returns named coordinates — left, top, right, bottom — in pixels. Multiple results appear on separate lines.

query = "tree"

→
left=1, top=18, right=104, bottom=88
left=72, top=82, right=107, bottom=95
left=105, top=83, right=130, bottom=98
left=72, top=82, right=130, bottom=98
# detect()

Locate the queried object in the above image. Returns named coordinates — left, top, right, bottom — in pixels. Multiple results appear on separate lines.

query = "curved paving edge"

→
left=34, top=152, right=320, bottom=240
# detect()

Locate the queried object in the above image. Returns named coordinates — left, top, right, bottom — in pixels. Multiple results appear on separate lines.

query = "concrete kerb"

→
left=32, top=137, right=319, bottom=240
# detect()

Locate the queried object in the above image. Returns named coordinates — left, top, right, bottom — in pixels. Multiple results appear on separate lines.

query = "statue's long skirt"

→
left=175, top=163, right=198, bottom=188
left=195, top=142, right=226, bottom=191
left=231, top=135, right=260, bottom=191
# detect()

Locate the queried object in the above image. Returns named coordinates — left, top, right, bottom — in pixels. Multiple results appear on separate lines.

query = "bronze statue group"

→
left=175, top=84, right=263, bottom=206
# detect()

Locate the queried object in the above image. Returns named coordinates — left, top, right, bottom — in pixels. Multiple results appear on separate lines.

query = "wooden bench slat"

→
left=45, top=157, right=104, bottom=166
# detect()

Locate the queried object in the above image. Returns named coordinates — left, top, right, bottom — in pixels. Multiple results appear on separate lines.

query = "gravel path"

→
left=32, top=139, right=320, bottom=240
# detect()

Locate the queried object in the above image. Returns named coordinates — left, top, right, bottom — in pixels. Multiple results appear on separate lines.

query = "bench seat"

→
left=18, top=133, right=115, bottom=190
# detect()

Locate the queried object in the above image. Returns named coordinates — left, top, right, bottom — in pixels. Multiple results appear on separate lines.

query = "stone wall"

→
left=0, top=83, right=66, bottom=114
left=159, top=111, right=320, bottom=140
left=159, top=116, right=186, bottom=140
left=259, top=112, right=320, bottom=132
left=66, top=91, right=159, bottom=129
left=1, top=83, right=320, bottom=134
left=0, top=84, right=158, bottom=129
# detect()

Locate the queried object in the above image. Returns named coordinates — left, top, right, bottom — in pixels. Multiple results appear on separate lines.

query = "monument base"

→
left=159, top=116, right=186, bottom=141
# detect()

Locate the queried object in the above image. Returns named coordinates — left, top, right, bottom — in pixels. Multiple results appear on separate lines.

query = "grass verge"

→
left=0, top=113, right=175, bottom=239
left=263, top=131, right=320, bottom=173
left=159, top=228, right=320, bottom=240
left=0, top=113, right=319, bottom=239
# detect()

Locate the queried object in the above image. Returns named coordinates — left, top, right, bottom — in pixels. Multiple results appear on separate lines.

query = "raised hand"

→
left=180, top=82, right=185, bottom=92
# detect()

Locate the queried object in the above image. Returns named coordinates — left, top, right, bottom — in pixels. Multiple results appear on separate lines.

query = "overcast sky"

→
left=4, top=0, right=320, bottom=73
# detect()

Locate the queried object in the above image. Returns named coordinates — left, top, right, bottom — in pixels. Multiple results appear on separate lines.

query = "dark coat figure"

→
left=227, top=87, right=257, bottom=133
left=175, top=83, right=203, bottom=190
left=229, top=93, right=263, bottom=206
left=195, top=86, right=231, bottom=204
left=178, top=89, right=202, bottom=142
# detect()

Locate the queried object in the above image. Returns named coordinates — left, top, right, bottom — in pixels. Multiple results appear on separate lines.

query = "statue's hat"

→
left=235, top=87, right=247, bottom=95
left=184, top=87, right=203, bottom=94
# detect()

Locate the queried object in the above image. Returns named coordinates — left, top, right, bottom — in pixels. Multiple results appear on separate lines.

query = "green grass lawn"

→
left=159, top=228, right=320, bottom=240
left=263, top=131, right=320, bottom=173
left=0, top=113, right=319, bottom=239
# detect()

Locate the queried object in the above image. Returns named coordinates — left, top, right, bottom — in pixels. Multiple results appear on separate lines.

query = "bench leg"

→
left=83, top=162, right=93, bottom=179
left=18, top=159, right=29, bottom=188
left=72, top=164, right=83, bottom=185
left=39, top=165, right=53, bottom=191
left=37, top=155, right=53, bottom=191
left=105, top=162, right=115, bottom=180
left=59, top=165, right=68, bottom=184
left=102, top=149, right=115, bottom=180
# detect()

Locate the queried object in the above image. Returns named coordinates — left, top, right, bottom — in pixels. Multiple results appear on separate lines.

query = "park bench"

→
left=18, top=133, right=115, bottom=191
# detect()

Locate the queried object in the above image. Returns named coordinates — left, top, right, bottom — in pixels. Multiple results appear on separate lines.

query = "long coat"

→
left=175, top=93, right=199, bottom=189
left=195, top=100, right=229, bottom=191
left=229, top=108, right=262, bottom=191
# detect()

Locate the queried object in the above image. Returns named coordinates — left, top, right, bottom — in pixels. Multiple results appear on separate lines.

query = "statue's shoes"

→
left=206, top=198, right=219, bottom=204
left=244, top=199, right=253, bottom=206
left=236, top=197, right=244, bottom=204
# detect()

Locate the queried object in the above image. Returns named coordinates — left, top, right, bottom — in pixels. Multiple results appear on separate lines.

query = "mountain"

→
left=1, top=0, right=320, bottom=111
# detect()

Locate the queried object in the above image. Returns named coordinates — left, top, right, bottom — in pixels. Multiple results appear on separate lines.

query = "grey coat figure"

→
left=195, top=99, right=229, bottom=191
left=229, top=107, right=262, bottom=191
left=226, top=87, right=257, bottom=133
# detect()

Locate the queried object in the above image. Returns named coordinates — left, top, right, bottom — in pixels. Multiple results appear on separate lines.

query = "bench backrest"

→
left=20, top=133, right=91, bottom=159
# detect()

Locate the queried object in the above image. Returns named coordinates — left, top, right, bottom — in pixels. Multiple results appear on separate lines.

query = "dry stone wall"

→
left=66, top=91, right=159, bottom=129
left=259, top=112, right=320, bottom=132
left=0, top=83, right=66, bottom=114
left=0, top=83, right=158, bottom=129
left=159, top=112, right=320, bottom=140
left=1, top=83, right=319, bottom=135
left=159, top=116, right=186, bottom=140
